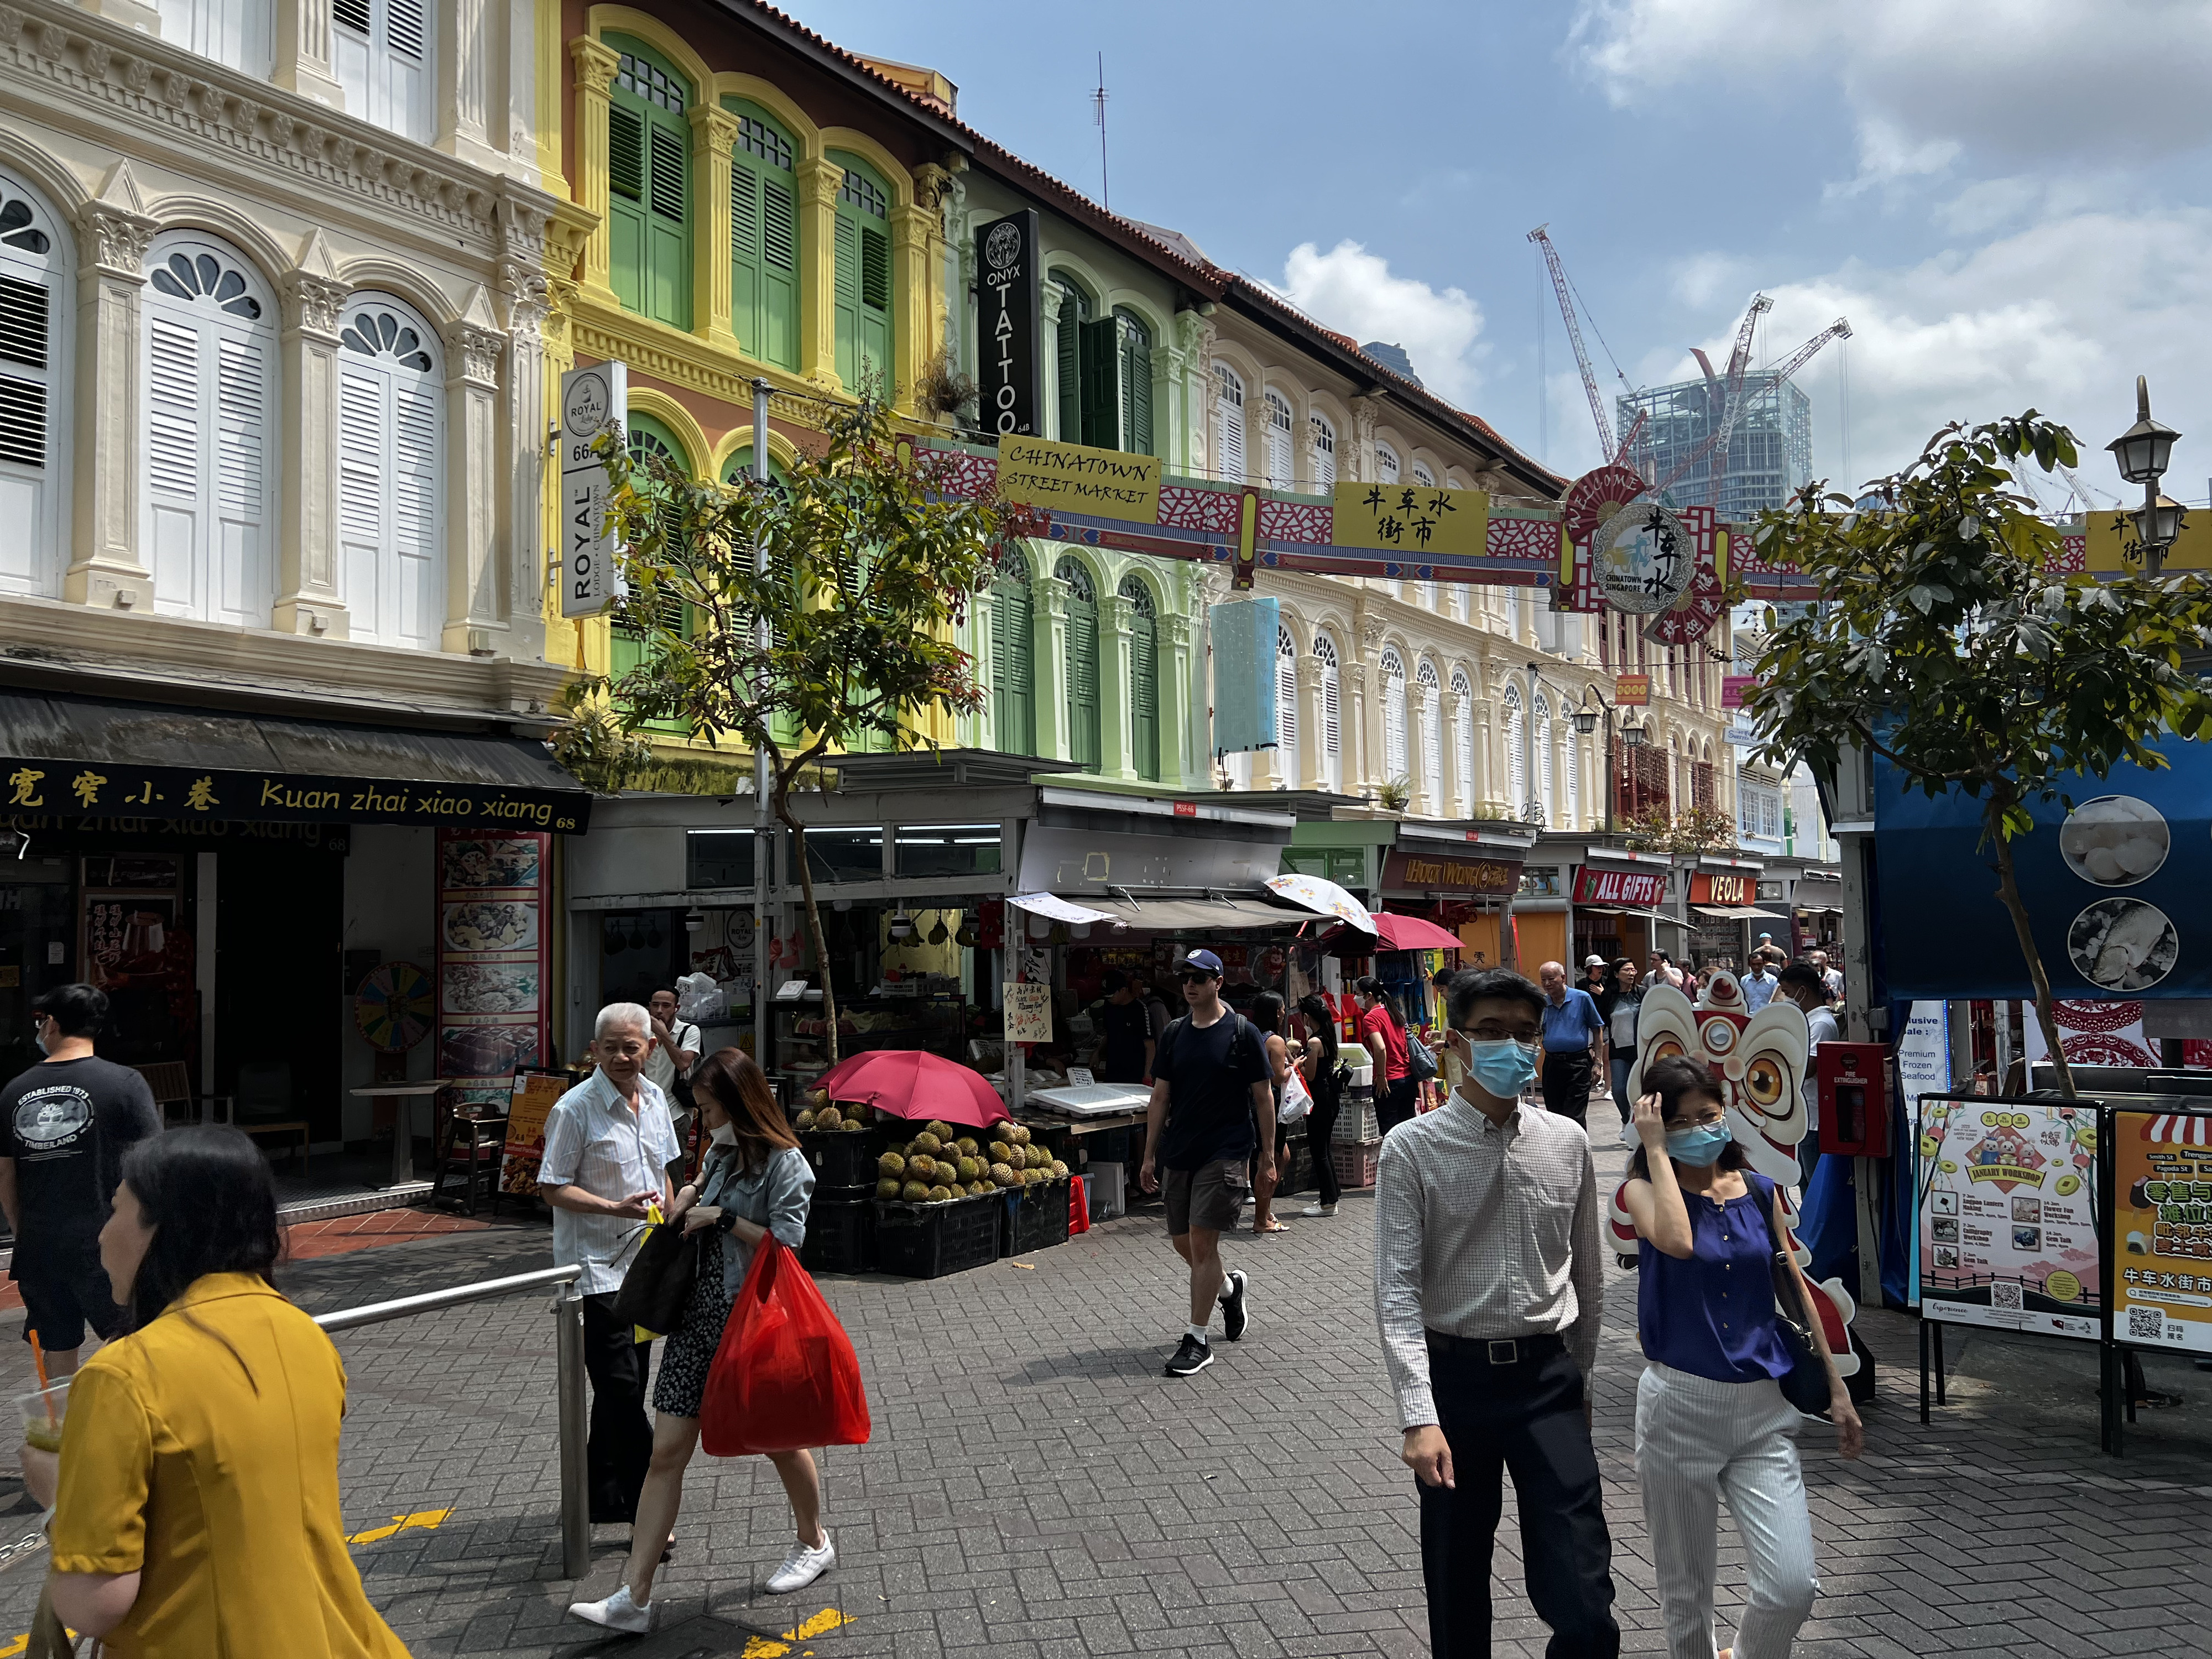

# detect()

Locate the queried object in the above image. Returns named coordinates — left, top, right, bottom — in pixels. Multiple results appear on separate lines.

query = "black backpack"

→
left=1154, top=1010, right=1261, bottom=1081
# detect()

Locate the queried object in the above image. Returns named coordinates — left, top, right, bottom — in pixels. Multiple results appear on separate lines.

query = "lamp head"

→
left=1573, top=708, right=1600, bottom=736
left=2108, top=375, right=2180, bottom=486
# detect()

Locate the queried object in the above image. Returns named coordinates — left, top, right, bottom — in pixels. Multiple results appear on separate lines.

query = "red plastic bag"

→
left=700, top=1238, right=872, bottom=1457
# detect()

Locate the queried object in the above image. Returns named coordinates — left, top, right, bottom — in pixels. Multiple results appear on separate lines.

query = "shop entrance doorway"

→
left=214, top=843, right=345, bottom=1143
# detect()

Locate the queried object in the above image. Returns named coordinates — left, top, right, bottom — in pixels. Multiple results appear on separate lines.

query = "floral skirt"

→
left=653, top=1228, right=733, bottom=1419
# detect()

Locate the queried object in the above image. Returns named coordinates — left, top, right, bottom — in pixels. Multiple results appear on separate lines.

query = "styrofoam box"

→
left=1087, top=1160, right=1126, bottom=1219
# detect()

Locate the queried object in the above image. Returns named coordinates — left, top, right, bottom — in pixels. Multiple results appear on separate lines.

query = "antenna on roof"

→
left=1092, top=52, right=1109, bottom=209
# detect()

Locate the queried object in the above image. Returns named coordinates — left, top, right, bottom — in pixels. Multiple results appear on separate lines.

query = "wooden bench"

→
left=132, top=1061, right=231, bottom=1128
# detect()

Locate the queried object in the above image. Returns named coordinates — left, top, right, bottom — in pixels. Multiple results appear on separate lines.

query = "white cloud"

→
left=1572, top=0, right=2212, bottom=187
left=1273, top=239, right=1487, bottom=407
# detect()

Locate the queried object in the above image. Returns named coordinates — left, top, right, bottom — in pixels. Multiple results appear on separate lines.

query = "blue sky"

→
left=800, top=0, right=2212, bottom=507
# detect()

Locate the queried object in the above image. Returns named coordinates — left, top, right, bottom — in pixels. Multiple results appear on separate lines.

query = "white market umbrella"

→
left=1265, top=873, right=1375, bottom=935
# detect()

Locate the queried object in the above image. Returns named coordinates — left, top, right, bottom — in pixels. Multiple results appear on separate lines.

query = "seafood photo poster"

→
left=436, top=831, right=552, bottom=1123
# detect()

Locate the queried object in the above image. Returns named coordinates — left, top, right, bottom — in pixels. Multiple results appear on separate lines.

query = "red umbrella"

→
left=1322, top=911, right=1465, bottom=953
left=812, top=1049, right=1006, bottom=1129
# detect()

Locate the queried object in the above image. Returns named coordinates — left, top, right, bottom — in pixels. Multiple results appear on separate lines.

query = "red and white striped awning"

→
left=2141, top=1113, right=2212, bottom=1146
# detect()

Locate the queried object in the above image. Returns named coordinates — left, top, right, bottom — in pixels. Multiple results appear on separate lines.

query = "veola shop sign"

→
left=1690, top=871, right=1755, bottom=906
left=1573, top=865, right=1668, bottom=907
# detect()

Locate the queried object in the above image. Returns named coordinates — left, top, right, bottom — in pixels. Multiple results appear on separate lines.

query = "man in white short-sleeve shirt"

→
left=539, top=1003, right=680, bottom=1532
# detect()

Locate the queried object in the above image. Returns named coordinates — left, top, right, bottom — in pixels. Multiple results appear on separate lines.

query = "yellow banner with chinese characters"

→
left=1332, top=481, right=1491, bottom=560
left=996, top=436, right=1161, bottom=524
left=2083, top=509, right=2212, bottom=574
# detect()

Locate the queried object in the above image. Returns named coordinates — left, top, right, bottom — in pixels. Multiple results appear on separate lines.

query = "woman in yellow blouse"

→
left=17, top=1126, right=411, bottom=1658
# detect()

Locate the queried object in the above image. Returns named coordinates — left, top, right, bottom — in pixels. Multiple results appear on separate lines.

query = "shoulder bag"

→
left=611, top=1218, right=699, bottom=1340
left=1404, top=1029, right=1438, bottom=1083
left=1757, top=1176, right=1834, bottom=1415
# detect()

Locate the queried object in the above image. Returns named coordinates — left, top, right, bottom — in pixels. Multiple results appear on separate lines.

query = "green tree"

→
left=556, top=389, right=1021, bottom=1064
left=1623, top=804, right=1738, bottom=857
left=1739, top=413, right=2212, bottom=1095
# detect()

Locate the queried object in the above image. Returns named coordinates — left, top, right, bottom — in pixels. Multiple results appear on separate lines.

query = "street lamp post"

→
left=1572, top=691, right=1614, bottom=833
left=2107, top=375, right=2186, bottom=577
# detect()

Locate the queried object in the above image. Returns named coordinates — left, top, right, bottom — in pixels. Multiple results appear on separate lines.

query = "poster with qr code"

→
left=1914, top=1094, right=2101, bottom=1339
left=2109, top=1110, right=2212, bottom=1354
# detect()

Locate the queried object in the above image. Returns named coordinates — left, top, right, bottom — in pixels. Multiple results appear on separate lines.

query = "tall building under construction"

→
left=1617, top=371, right=1813, bottom=520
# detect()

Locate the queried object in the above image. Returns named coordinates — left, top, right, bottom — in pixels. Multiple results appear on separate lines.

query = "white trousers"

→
left=1634, top=1363, right=1818, bottom=1659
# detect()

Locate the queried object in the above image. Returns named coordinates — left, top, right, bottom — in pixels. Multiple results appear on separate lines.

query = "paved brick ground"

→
left=0, top=1139, right=2206, bottom=1658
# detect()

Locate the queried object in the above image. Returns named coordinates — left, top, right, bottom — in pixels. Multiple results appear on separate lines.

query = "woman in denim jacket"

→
left=570, top=1048, right=821, bottom=1634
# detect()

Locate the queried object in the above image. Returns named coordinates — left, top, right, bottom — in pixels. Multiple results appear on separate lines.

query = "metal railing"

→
left=314, top=1264, right=589, bottom=1578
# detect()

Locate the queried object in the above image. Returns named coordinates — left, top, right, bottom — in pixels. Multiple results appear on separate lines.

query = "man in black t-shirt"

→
left=1139, top=949, right=1274, bottom=1377
left=1094, top=970, right=1153, bottom=1085
left=0, top=984, right=162, bottom=1374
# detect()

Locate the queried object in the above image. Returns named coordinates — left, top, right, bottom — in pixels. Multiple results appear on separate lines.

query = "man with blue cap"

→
left=1139, top=948, right=1274, bottom=1376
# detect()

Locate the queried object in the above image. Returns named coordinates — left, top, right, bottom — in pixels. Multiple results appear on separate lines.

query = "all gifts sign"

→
left=1573, top=865, right=1668, bottom=907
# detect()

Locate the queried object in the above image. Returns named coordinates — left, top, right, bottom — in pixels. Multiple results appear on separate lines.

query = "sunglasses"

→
left=1178, top=970, right=1219, bottom=984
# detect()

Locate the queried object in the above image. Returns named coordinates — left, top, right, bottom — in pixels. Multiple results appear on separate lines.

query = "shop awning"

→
left=1579, top=906, right=1693, bottom=932
left=0, top=689, right=591, bottom=833
left=1079, top=895, right=1318, bottom=932
left=1692, top=905, right=1792, bottom=921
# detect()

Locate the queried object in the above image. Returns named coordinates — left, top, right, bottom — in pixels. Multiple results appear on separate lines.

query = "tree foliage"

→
left=554, top=390, right=1023, bottom=1061
left=1622, top=804, right=1737, bottom=857
left=1739, top=412, right=2212, bottom=1094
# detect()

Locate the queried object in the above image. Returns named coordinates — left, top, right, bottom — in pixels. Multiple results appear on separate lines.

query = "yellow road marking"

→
left=346, top=1507, right=453, bottom=1545
left=740, top=1608, right=849, bottom=1656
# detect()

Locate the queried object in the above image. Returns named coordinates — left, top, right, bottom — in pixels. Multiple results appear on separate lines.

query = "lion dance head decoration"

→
left=1606, top=969, right=1862, bottom=1375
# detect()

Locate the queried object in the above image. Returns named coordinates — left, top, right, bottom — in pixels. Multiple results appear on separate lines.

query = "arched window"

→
left=728, top=100, right=799, bottom=371
left=990, top=546, right=1034, bottom=755
left=0, top=171, right=68, bottom=597
left=155, top=0, right=273, bottom=76
left=833, top=152, right=893, bottom=393
left=1310, top=413, right=1336, bottom=491
left=1417, top=659, right=1441, bottom=808
left=337, top=295, right=443, bottom=650
left=607, top=37, right=692, bottom=330
left=1121, top=576, right=1159, bottom=781
left=1534, top=692, right=1553, bottom=818
left=1314, top=630, right=1342, bottom=793
left=333, top=0, right=431, bottom=143
left=1275, top=621, right=1299, bottom=789
left=1212, top=362, right=1244, bottom=481
left=1264, top=390, right=1293, bottom=486
left=142, top=233, right=276, bottom=627
left=1375, top=441, right=1400, bottom=484
left=1116, top=309, right=1153, bottom=455
left=1381, top=646, right=1408, bottom=782
left=1450, top=669, right=1475, bottom=817
left=1502, top=683, right=1525, bottom=809
left=1058, top=557, right=1100, bottom=771
left=1053, top=275, right=1092, bottom=443
left=1412, top=461, right=1436, bottom=487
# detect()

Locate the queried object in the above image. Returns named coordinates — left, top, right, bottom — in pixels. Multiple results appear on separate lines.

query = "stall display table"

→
left=350, top=1082, right=448, bottom=1183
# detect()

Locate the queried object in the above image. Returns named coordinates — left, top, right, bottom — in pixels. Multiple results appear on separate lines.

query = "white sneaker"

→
left=1300, top=1203, right=1338, bottom=1218
left=567, top=1583, right=653, bottom=1633
left=766, top=1532, right=836, bottom=1594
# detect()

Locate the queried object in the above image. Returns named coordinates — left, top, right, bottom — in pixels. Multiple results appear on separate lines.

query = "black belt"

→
left=1425, top=1329, right=1564, bottom=1366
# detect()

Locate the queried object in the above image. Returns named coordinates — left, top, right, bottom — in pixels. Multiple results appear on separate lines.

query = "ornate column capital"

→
left=499, top=264, right=550, bottom=337
left=1160, top=612, right=1193, bottom=648
left=889, top=200, right=935, bottom=254
left=570, top=35, right=620, bottom=94
left=446, top=321, right=505, bottom=388
left=688, top=102, right=739, bottom=147
left=78, top=204, right=158, bottom=280
left=795, top=155, right=844, bottom=207
left=1098, top=592, right=1133, bottom=634
left=280, top=269, right=349, bottom=340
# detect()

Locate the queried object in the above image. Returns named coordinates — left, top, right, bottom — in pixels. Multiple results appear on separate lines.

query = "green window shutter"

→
left=833, top=213, right=859, bottom=389
left=1065, top=596, right=1099, bottom=771
left=732, top=158, right=760, bottom=349
left=645, top=119, right=687, bottom=327
left=608, top=41, right=692, bottom=331
left=1123, top=331, right=1153, bottom=456
left=1130, top=609, right=1158, bottom=781
left=728, top=104, right=800, bottom=373
left=858, top=226, right=890, bottom=384
left=761, top=178, right=797, bottom=368
left=610, top=104, right=645, bottom=197
left=1055, top=309, right=1081, bottom=441
left=831, top=154, right=891, bottom=395
left=608, top=105, right=646, bottom=314
left=1079, top=318, right=1117, bottom=449
left=992, top=578, right=1033, bottom=755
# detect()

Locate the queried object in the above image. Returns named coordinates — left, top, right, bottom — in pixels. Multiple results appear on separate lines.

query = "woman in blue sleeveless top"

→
left=1621, top=1056, right=1863, bottom=1659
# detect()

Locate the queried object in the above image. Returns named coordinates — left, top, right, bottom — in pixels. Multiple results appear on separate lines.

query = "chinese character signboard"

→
left=2084, top=510, right=2212, bottom=576
left=1332, top=481, right=1491, bottom=560
left=558, top=361, right=627, bottom=619
left=1591, top=499, right=1695, bottom=614
left=0, top=759, right=587, bottom=833
left=974, top=210, right=1042, bottom=440
left=1381, top=849, right=1521, bottom=898
left=1614, top=673, right=1650, bottom=707
left=1721, top=675, right=1754, bottom=710
left=1572, top=865, right=1668, bottom=907
left=997, top=436, right=1161, bottom=523
left=2110, top=1109, right=2212, bottom=1353
left=1915, top=1094, right=2101, bottom=1339
left=1005, top=981, right=1053, bottom=1044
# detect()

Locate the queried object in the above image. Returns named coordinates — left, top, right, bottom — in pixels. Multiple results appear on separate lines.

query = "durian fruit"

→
left=956, top=1156, right=981, bottom=1182
left=910, top=1131, right=944, bottom=1157
left=816, top=1105, right=844, bottom=1131
left=989, top=1161, right=1018, bottom=1188
left=1027, top=1145, right=1048, bottom=1170
left=927, top=1184, right=953, bottom=1203
left=924, top=1120, right=954, bottom=1141
left=886, top=1141, right=909, bottom=1158
left=900, top=1180, right=929, bottom=1202
left=988, top=1120, right=1015, bottom=1144
left=954, top=1136, right=980, bottom=1157
left=842, top=1117, right=865, bottom=1133
left=987, top=1140, right=1014, bottom=1165
left=1008, top=1123, right=1032, bottom=1147
left=1050, top=1159, right=1068, bottom=1179
left=967, top=1181, right=990, bottom=1196
left=877, top=1151, right=906, bottom=1179
left=907, top=1154, right=937, bottom=1182
left=807, top=1088, right=830, bottom=1108
left=876, top=1178, right=902, bottom=1199
left=795, top=1109, right=817, bottom=1133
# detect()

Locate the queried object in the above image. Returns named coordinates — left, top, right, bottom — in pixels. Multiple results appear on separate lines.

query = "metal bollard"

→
left=552, top=1282, right=589, bottom=1579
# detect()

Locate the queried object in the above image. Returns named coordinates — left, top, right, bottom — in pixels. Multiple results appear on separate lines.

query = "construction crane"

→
left=1528, top=223, right=1636, bottom=465
left=1651, top=294, right=1772, bottom=500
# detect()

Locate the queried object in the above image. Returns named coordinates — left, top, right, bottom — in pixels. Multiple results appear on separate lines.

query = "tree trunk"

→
left=1987, top=801, right=2073, bottom=1098
left=774, top=785, right=841, bottom=1068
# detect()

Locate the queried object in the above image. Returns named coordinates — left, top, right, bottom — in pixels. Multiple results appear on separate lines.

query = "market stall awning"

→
left=0, top=688, right=591, bottom=832
left=1579, top=906, right=1693, bottom=931
left=1692, top=905, right=1792, bottom=921
left=1082, top=895, right=1319, bottom=932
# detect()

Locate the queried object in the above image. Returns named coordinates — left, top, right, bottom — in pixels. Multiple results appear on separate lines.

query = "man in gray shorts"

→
left=1139, top=949, right=1274, bottom=1376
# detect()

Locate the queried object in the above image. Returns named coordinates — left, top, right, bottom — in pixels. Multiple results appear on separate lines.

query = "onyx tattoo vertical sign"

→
left=975, top=210, right=1042, bottom=440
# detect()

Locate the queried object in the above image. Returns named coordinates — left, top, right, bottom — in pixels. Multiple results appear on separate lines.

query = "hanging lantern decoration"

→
left=887, top=910, right=918, bottom=945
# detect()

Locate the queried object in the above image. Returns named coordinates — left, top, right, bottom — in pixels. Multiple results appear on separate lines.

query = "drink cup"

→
left=17, top=1379, right=70, bottom=1455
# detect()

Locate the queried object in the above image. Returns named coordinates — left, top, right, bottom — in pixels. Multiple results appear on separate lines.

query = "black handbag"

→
left=612, top=1219, right=700, bottom=1338
left=1759, top=1177, right=1835, bottom=1416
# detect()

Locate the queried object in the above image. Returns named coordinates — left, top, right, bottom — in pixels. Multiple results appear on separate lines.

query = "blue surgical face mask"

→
left=1462, top=1037, right=1538, bottom=1099
left=1665, top=1120, right=1734, bottom=1167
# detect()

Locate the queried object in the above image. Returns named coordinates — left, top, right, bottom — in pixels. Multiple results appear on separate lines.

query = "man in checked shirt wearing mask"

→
left=1374, top=968, right=1618, bottom=1658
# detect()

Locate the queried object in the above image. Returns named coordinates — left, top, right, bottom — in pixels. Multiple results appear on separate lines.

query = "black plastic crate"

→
left=812, top=1182, right=872, bottom=1207
left=873, top=1192, right=1001, bottom=1279
left=1004, top=1177, right=1071, bottom=1255
left=799, top=1128, right=885, bottom=1190
left=800, top=1198, right=876, bottom=1275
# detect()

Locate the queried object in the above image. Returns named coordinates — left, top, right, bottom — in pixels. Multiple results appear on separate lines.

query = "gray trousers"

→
left=1634, top=1363, right=1818, bottom=1659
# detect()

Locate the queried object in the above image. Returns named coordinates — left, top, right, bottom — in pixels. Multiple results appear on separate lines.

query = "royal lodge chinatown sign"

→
left=1381, top=849, right=1521, bottom=898
left=1573, top=865, right=1669, bottom=907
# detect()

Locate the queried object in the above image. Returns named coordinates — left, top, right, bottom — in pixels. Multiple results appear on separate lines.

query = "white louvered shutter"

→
left=1419, top=665, right=1441, bottom=806
left=1276, top=624, right=1298, bottom=787
left=1382, top=652, right=1407, bottom=781
left=1213, top=363, right=1244, bottom=482
left=1318, top=637, right=1341, bottom=792
left=1452, top=671, right=1475, bottom=816
left=337, top=363, right=384, bottom=634
left=333, top=0, right=431, bottom=142
left=1265, top=392, right=1292, bottom=486
left=0, top=175, right=64, bottom=594
left=1310, top=415, right=1335, bottom=492
left=338, top=300, right=445, bottom=648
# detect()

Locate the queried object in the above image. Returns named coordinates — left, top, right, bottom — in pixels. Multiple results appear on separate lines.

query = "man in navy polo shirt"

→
left=1535, top=961, right=1606, bottom=1130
